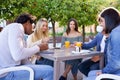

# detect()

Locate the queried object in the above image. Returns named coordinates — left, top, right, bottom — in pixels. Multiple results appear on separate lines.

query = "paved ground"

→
left=67, top=70, right=83, bottom=80
left=60, top=62, right=84, bottom=80
left=60, top=58, right=91, bottom=80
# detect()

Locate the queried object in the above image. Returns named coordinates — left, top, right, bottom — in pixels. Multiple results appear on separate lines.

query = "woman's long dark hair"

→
left=100, top=7, right=120, bottom=33
left=66, top=18, right=79, bottom=35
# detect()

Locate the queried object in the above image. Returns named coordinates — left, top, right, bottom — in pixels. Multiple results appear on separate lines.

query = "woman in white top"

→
left=27, top=18, right=49, bottom=47
left=27, top=18, right=53, bottom=66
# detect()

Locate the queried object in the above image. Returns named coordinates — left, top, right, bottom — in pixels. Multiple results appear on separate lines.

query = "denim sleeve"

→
left=102, top=31, right=120, bottom=73
left=82, top=33, right=100, bottom=49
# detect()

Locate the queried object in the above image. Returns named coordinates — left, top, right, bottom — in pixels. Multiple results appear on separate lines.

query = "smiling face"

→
left=41, top=21, right=48, bottom=32
left=69, top=21, right=75, bottom=31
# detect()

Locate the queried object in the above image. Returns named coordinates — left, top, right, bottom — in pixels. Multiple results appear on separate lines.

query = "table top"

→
left=39, top=47, right=103, bottom=61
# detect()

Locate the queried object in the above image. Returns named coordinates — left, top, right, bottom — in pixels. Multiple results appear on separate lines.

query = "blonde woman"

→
left=27, top=18, right=53, bottom=66
left=27, top=18, right=49, bottom=47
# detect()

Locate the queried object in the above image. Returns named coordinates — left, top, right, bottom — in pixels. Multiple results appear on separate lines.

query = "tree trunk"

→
left=51, top=21, right=56, bottom=47
left=82, top=25, right=85, bottom=42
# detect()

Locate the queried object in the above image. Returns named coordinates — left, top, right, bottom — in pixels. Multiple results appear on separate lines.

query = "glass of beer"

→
left=65, top=41, right=70, bottom=48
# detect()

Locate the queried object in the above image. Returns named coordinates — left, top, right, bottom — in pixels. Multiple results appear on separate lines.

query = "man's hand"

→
left=38, top=43, right=48, bottom=51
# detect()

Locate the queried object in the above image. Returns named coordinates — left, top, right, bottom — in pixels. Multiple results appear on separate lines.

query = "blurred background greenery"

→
left=1, top=0, right=120, bottom=46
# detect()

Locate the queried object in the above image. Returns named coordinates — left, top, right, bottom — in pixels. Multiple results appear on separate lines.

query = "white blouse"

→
left=100, top=35, right=107, bottom=52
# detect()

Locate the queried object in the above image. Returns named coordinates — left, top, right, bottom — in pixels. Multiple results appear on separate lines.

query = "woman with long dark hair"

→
left=60, top=18, right=83, bottom=80
left=85, top=7, right=120, bottom=80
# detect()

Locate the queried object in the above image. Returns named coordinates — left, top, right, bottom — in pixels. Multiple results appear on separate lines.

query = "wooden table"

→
left=40, top=47, right=104, bottom=80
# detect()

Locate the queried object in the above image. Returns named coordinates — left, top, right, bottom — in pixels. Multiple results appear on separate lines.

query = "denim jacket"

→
left=82, top=33, right=103, bottom=51
left=102, top=25, right=120, bottom=74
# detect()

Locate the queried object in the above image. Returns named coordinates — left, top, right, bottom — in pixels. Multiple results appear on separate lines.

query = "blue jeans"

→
left=85, top=70, right=120, bottom=80
left=84, top=70, right=101, bottom=80
left=65, top=59, right=82, bottom=75
left=0, top=65, right=53, bottom=80
left=36, top=58, right=53, bottom=67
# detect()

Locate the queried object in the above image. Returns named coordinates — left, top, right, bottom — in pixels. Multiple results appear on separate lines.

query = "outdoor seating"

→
left=0, top=66, right=34, bottom=80
left=95, top=74, right=120, bottom=80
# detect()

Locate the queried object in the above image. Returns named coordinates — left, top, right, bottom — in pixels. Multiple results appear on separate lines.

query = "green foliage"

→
left=1, top=0, right=119, bottom=43
left=1, top=0, right=120, bottom=26
left=57, top=0, right=107, bottom=26
left=110, top=0, right=120, bottom=10
left=50, top=31, right=63, bottom=37
left=0, top=0, right=30, bottom=20
left=25, top=0, right=63, bottom=22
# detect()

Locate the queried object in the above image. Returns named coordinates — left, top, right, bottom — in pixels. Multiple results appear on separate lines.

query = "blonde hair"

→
left=31, top=18, right=49, bottom=42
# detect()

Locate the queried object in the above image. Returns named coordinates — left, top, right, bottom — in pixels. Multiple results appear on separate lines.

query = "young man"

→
left=0, top=14, right=53, bottom=80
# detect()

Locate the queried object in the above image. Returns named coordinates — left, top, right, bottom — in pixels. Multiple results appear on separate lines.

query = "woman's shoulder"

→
left=76, top=32, right=82, bottom=36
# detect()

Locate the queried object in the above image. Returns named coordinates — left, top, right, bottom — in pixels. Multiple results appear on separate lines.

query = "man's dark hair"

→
left=100, top=7, right=120, bottom=33
left=14, top=13, right=34, bottom=24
